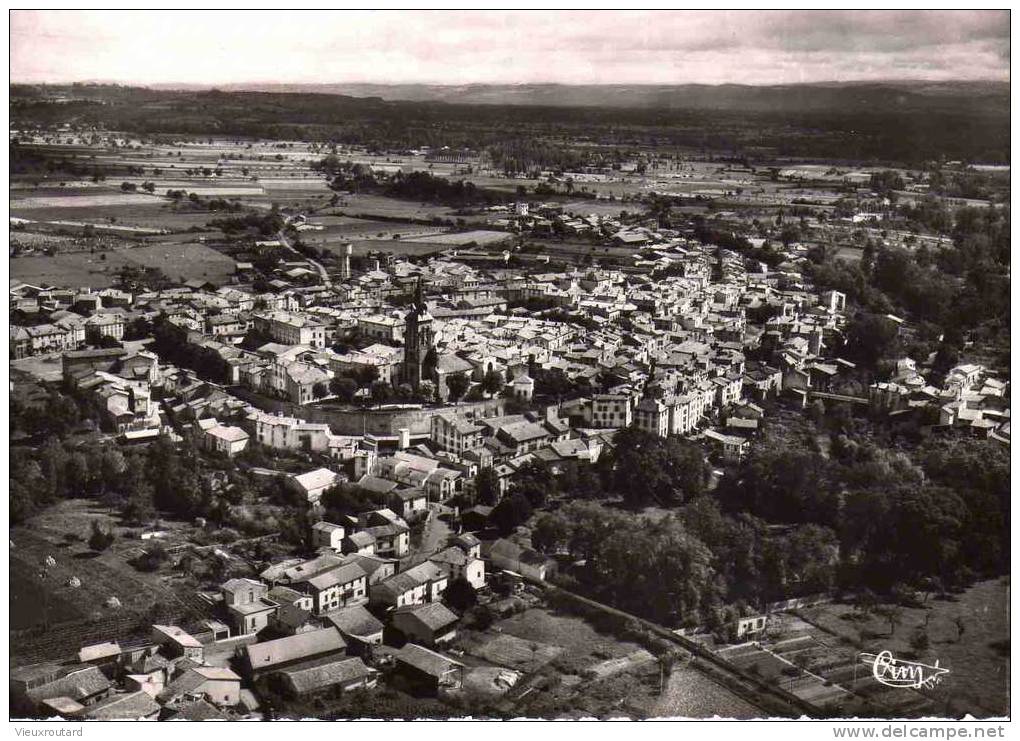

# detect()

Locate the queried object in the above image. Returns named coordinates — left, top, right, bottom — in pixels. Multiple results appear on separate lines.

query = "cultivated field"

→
left=455, top=606, right=760, bottom=719
left=10, top=242, right=237, bottom=288
left=9, top=499, right=212, bottom=663
left=412, top=229, right=511, bottom=246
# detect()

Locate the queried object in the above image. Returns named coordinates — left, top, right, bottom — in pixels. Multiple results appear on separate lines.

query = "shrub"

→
left=131, top=542, right=168, bottom=572
left=87, top=521, right=115, bottom=552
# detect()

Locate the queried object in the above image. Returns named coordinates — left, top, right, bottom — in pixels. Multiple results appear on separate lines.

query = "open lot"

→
left=10, top=353, right=64, bottom=383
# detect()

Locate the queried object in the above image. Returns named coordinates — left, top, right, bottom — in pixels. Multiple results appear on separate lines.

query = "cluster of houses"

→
left=11, top=517, right=556, bottom=719
left=16, top=217, right=1005, bottom=500
left=869, top=359, right=1010, bottom=445
left=10, top=286, right=132, bottom=359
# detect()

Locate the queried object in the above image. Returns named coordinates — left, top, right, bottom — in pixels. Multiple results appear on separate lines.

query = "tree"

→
left=953, top=616, right=966, bottom=643
left=99, top=447, right=127, bottom=494
left=65, top=452, right=90, bottom=496
left=353, top=365, right=380, bottom=388
left=330, top=376, right=358, bottom=402
left=532, top=512, right=570, bottom=554
left=321, top=483, right=380, bottom=519
left=878, top=605, right=903, bottom=637
left=491, top=493, right=533, bottom=536
left=443, top=577, right=478, bottom=612
left=312, top=382, right=329, bottom=399
left=612, top=428, right=708, bottom=506
left=535, top=368, right=575, bottom=399
left=480, top=369, right=504, bottom=396
left=844, top=313, right=901, bottom=370
left=419, top=380, right=437, bottom=403
left=509, top=461, right=557, bottom=509
left=121, top=481, right=156, bottom=526
left=370, top=381, right=392, bottom=403
left=39, top=438, right=69, bottom=500
left=474, top=467, right=501, bottom=506
left=446, top=373, right=469, bottom=402
left=88, top=520, right=115, bottom=552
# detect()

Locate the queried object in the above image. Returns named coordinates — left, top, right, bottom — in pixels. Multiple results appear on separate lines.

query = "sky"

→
left=10, top=10, right=1011, bottom=87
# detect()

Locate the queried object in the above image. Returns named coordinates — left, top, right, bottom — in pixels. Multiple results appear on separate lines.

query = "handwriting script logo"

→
left=860, top=650, right=950, bottom=689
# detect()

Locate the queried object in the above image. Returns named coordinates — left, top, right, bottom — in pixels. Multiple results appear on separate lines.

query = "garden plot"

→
left=798, top=582, right=1008, bottom=718
left=465, top=632, right=564, bottom=673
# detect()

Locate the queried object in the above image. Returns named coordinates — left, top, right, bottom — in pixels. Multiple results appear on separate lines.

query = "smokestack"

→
left=340, top=243, right=352, bottom=280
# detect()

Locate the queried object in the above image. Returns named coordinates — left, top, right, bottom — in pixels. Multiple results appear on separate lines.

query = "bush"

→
left=468, top=605, right=494, bottom=630
left=131, top=542, right=168, bottom=572
left=87, top=521, right=115, bottom=552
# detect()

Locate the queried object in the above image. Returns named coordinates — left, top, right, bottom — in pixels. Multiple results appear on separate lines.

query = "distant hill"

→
left=9, top=81, right=1010, bottom=164
left=148, top=80, right=1009, bottom=116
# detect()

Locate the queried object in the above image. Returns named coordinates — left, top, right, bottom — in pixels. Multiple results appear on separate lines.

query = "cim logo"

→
left=860, top=650, right=950, bottom=690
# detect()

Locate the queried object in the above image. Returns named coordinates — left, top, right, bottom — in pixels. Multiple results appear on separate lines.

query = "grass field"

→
left=301, top=216, right=436, bottom=241
left=339, top=193, right=460, bottom=220
left=834, top=246, right=864, bottom=263
left=345, top=239, right=449, bottom=257
left=8, top=499, right=210, bottom=662
left=10, top=241, right=237, bottom=288
left=10, top=202, right=219, bottom=233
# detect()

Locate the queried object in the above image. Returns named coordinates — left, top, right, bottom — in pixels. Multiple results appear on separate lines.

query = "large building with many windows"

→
left=253, top=311, right=326, bottom=348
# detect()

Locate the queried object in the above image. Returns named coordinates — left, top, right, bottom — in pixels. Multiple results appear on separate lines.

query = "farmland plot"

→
left=10, top=193, right=161, bottom=208
left=10, top=241, right=236, bottom=288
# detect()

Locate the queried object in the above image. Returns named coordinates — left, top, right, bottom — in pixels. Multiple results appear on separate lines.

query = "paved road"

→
left=279, top=221, right=331, bottom=287
left=420, top=507, right=452, bottom=556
